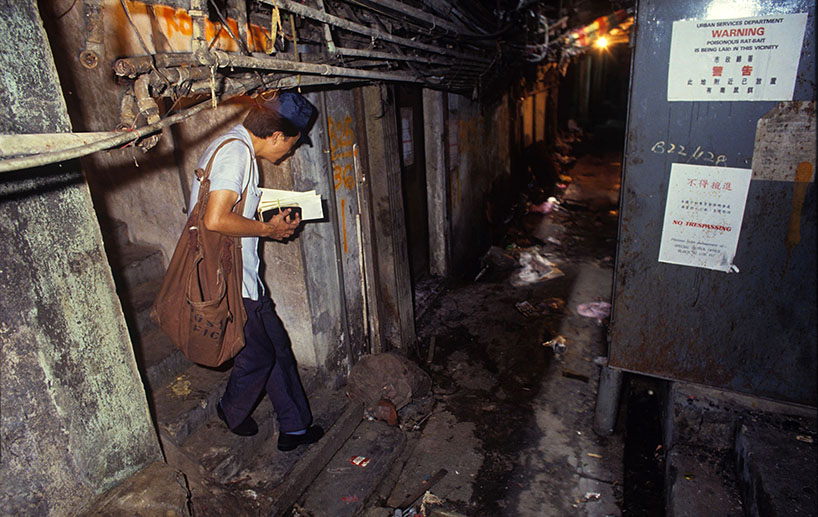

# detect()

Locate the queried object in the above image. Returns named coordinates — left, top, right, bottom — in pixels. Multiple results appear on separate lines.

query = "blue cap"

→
left=262, top=92, right=317, bottom=146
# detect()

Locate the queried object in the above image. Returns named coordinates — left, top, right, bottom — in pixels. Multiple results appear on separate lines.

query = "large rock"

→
left=346, top=353, right=432, bottom=411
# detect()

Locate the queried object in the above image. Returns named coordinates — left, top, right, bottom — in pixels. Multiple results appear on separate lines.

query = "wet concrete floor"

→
left=381, top=152, right=625, bottom=516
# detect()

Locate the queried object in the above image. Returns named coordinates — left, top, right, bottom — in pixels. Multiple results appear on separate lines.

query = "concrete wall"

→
left=446, top=92, right=512, bottom=271
left=0, top=2, right=162, bottom=514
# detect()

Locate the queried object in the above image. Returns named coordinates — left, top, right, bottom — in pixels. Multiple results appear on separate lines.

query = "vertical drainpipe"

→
left=190, top=0, right=215, bottom=66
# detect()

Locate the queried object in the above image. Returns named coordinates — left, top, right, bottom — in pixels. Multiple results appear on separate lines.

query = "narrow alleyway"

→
left=378, top=151, right=624, bottom=516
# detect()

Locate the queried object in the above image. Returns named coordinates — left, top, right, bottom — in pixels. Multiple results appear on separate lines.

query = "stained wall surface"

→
left=0, top=2, right=162, bottom=514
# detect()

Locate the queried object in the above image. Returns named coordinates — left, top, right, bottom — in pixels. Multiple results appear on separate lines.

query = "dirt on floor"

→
left=377, top=152, right=625, bottom=516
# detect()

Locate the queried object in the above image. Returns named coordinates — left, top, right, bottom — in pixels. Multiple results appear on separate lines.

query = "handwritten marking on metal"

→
left=650, top=140, right=727, bottom=166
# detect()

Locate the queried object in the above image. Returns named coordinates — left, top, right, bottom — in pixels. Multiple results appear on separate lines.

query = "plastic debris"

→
left=546, top=236, right=562, bottom=245
left=796, top=435, right=814, bottom=443
left=510, top=251, right=564, bottom=287
left=543, top=336, right=567, bottom=355
left=350, top=456, right=370, bottom=467
left=587, top=452, right=602, bottom=459
left=342, top=495, right=359, bottom=503
left=581, top=492, right=601, bottom=502
left=577, top=301, right=611, bottom=320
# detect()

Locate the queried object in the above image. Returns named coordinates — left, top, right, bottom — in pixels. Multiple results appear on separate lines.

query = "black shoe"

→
left=277, top=425, right=324, bottom=451
left=216, top=402, right=258, bottom=436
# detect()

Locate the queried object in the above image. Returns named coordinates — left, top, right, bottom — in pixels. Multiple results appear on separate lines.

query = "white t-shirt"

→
left=188, top=124, right=263, bottom=300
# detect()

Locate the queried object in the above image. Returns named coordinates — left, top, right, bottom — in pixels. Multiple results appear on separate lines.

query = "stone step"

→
left=150, top=362, right=232, bottom=447
left=298, top=419, right=406, bottom=516
left=735, top=420, right=817, bottom=517
left=120, top=277, right=163, bottom=338
left=227, top=390, right=365, bottom=516
left=98, top=217, right=131, bottom=251
left=108, top=242, right=165, bottom=293
left=134, top=328, right=190, bottom=394
left=665, top=444, right=744, bottom=517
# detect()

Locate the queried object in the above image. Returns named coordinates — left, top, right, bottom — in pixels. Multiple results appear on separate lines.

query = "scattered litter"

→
left=577, top=301, right=611, bottom=319
left=420, top=491, right=444, bottom=515
left=587, top=453, right=602, bottom=459
left=543, top=335, right=567, bottom=355
left=562, top=370, right=589, bottom=382
left=350, top=456, right=370, bottom=468
left=559, top=174, right=573, bottom=183
left=515, top=301, right=539, bottom=318
left=557, top=183, right=568, bottom=189
left=593, top=356, right=608, bottom=367
left=684, top=472, right=695, bottom=480
left=540, top=297, right=566, bottom=313
left=376, top=398, right=398, bottom=426
left=511, top=251, right=564, bottom=287
left=546, top=236, right=562, bottom=246
left=581, top=492, right=601, bottom=502
left=242, top=489, right=258, bottom=500
left=796, top=435, right=814, bottom=443
left=341, top=495, right=359, bottom=503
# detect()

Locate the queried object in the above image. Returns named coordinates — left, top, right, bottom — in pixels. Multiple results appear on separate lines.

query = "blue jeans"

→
left=219, top=294, right=312, bottom=433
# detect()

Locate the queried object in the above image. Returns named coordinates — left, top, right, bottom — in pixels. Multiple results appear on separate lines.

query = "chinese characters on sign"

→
left=658, top=163, right=752, bottom=272
left=667, top=13, right=807, bottom=101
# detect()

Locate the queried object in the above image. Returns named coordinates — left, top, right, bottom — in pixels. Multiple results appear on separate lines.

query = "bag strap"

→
left=194, top=137, right=254, bottom=225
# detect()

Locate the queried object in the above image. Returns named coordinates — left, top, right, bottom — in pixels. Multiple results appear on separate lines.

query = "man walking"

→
left=189, top=91, right=322, bottom=451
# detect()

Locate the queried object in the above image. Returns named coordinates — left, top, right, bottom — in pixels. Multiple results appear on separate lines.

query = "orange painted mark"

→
left=785, top=161, right=814, bottom=265
left=341, top=198, right=348, bottom=254
left=328, top=115, right=356, bottom=190
left=137, top=1, right=268, bottom=52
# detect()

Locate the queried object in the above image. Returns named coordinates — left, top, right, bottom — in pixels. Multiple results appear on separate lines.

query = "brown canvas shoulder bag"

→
left=151, top=138, right=251, bottom=367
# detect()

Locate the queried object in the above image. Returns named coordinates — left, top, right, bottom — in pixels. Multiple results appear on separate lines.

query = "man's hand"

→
left=263, top=208, right=301, bottom=241
left=203, top=190, right=301, bottom=240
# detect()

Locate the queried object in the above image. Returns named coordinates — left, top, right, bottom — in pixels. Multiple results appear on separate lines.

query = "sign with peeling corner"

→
left=658, top=163, right=752, bottom=272
left=752, top=101, right=816, bottom=182
left=667, top=13, right=808, bottom=102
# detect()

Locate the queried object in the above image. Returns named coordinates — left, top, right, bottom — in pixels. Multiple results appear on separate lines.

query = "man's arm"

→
left=203, top=189, right=301, bottom=241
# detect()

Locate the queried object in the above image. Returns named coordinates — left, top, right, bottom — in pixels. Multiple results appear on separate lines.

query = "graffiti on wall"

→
left=120, top=1, right=271, bottom=53
left=327, top=114, right=357, bottom=253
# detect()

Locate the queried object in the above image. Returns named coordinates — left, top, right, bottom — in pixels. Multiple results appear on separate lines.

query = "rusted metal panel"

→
left=610, top=0, right=816, bottom=406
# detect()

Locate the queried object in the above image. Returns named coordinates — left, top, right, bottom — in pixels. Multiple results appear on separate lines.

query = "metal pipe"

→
left=257, top=0, right=490, bottom=63
left=227, top=0, right=250, bottom=52
left=189, top=0, right=215, bottom=65
left=336, top=47, right=453, bottom=66
left=350, top=0, right=477, bottom=36
left=210, top=49, right=422, bottom=83
left=114, top=53, right=201, bottom=77
left=0, top=133, right=115, bottom=158
left=134, top=75, right=162, bottom=150
left=0, top=87, right=252, bottom=174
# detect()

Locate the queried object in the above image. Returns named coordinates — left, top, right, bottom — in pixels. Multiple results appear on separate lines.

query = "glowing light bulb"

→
left=595, top=36, right=609, bottom=49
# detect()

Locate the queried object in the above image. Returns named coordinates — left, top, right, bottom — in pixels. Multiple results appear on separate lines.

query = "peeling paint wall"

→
left=0, top=2, right=162, bottom=514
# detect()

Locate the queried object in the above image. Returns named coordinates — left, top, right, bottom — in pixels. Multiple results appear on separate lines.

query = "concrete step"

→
left=120, top=277, right=163, bottom=338
left=665, top=444, right=744, bottom=517
left=298, top=419, right=406, bottom=516
left=108, top=242, right=165, bottom=293
left=98, top=217, right=131, bottom=251
left=133, top=328, right=189, bottom=394
left=735, top=420, right=817, bottom=517
left=150, top=363, right=232, bottom=446
left=226, top=390, right=365, bottom=516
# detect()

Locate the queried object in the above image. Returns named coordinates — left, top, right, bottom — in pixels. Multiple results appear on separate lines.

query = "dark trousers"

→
left=220, top=294, right=312, bottom=433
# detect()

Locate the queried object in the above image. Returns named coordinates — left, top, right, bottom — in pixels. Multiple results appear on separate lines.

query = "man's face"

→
left=261, top=132, right=301, bottom=164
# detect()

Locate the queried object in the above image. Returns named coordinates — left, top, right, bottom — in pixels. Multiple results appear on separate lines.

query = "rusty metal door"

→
left=610, top=0, right=816, bottom=406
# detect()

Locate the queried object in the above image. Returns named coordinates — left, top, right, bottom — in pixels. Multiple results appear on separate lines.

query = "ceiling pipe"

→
left=257, top=0, right=490, bottom=63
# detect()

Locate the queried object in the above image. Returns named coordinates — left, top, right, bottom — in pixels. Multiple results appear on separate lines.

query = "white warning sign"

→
left=658, top=163, right=752, bottom=272
left=667, top=13, right=808, bottom=102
